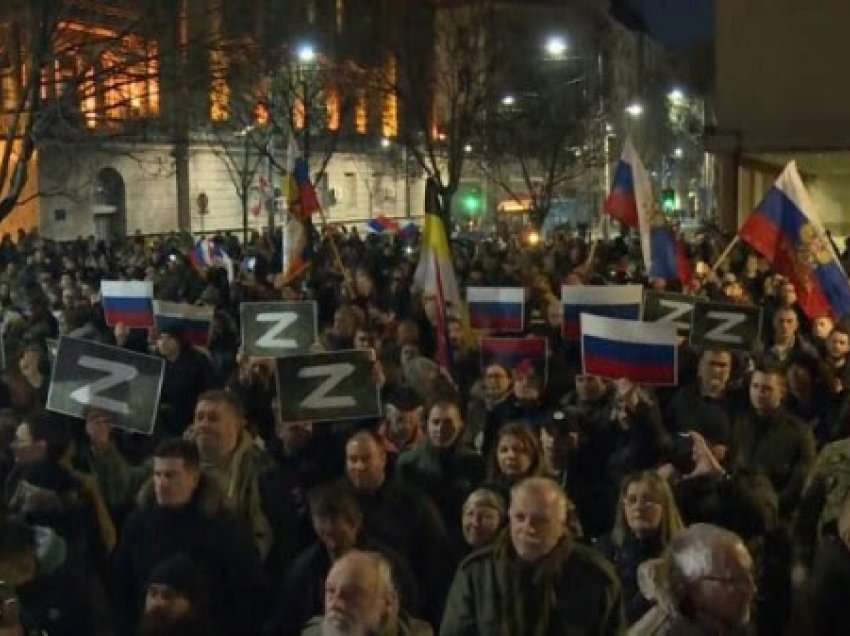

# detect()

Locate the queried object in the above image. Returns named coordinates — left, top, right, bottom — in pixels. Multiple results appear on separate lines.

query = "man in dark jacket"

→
left=731, top=366, right=816, bottom=518
left=396, top=399, right=484, bottom=551
left=440, top=477, right=623, bottom=635
left=343, top=429, right=452, bottom=625
left=113, top=439, right=265, bottom=636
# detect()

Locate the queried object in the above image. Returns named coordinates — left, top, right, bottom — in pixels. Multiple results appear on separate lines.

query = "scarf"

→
left=492, top=530, right=573, bottom=636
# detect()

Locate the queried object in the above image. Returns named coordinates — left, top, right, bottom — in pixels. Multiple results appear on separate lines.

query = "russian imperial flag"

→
left=480, top=337, right=548, bottom=385
left=561, top=285, right=643, bottom=340
left=467, top=287, right=525, bottom=332
left=153, top=301, right=214, bottom=347
left=101, top=281, right=154, bottom=328
left=739, top=161, right=850, bottom=319
left=581, top=314, right=677, bottom=386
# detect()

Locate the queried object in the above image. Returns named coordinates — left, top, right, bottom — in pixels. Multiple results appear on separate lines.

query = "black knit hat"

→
left=147, top=554, right=208, bottom=607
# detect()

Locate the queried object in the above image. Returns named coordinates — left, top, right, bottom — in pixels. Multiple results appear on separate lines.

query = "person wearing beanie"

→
left=139, top=553, right=217, bottom=636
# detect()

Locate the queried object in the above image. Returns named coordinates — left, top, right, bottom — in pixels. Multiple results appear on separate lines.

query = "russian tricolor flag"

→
left=604, top=138, right=652, bottom=231
left=101, top=281, right=154, bottom=328
left=581, top=314, right=677, bottom=386
left=739, top=161, right=850, bottom=319
left=480, top=336, right=548, bottom=385
left=153, top=301, right=214, bottom=347
left=367, top=215, right=401, bottom=234
left=467, top=287, right=525, bottom=332
left=561, top=285, right=643, bottom=340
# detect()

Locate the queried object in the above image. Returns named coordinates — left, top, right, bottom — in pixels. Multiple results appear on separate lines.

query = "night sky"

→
left=611, top=0, right=714, bottom=50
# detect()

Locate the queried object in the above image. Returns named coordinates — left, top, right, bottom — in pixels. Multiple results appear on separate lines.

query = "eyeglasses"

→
left=622, top=495, right=662, bottom=507
left=698, top=574, right=756, bottom=591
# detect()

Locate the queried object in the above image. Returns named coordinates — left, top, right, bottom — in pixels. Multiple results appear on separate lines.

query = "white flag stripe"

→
left=467, top=287, right=525, bottom=304
left=580, top=314, right=676, bottom=346
left=561, top=284, right=643, bottom=306
left=101, top=280, right=153, bottom=299
left=152, top=300, right=214, bottom=322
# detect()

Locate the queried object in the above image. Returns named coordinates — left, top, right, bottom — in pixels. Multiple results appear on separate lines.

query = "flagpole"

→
left=314, top=202, right=353, bottom=296
left=710, top=235, right=740, bottom=273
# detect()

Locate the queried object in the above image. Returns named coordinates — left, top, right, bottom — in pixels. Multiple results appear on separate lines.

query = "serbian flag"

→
left=467, top=287, right=525, bottom=332
left=561, top=284, right=643, bottom=340
left=739, top=161, right=850, bottom=319
left=153, top=301, right=214, bottom=347
left=367, top=215, right=401, bottom=234
left=581, top=314, right=677, bottom=385
left=480, top=336, right=548, bottom=386
left=101, top=280, right=154, bottom=328
left=414, top=178, right=460, bottom=372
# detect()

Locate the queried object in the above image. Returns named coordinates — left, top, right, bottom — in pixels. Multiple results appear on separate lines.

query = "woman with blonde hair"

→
left=596, top=470, right=685, bottom=625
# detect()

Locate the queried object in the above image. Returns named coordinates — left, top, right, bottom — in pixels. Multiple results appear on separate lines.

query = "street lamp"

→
left=464, top=144, right=473, bottom=153
left=673, top=147, right=684, bottom=159
left=501, top=94, right=516, bottom=106
left=544, top=35, right=568, bottom=59
left=668, top=87, right=685, bottom=104
left=625, top=101, right=644, bottom=118
left=297, top=44, right=316, bottom=63
left=380, top=137, right=391, bottom=149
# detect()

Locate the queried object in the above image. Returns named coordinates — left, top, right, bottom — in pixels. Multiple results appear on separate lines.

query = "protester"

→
left=460, top=487, right=507, bottom=552
left=628, top=523, right=756, bottom=635
left=440, top=477, right=624, bottom=635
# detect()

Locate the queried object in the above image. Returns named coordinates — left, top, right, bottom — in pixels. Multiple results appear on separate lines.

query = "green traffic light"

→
left=463, top=195, right=481, bottom=214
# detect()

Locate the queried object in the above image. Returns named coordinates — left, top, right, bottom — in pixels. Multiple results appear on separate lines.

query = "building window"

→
left=382, top=56, right=398, bottom=138
left=209, top=49, right=230, bottom=122
left=326, top=86, right=340, bottom=131
left=343, top=172, right=357, bottom=208
left=355, top=89, right=368, bottom=134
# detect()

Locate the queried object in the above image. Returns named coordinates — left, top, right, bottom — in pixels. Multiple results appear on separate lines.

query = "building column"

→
left=715, top=151, right=739, bottom=233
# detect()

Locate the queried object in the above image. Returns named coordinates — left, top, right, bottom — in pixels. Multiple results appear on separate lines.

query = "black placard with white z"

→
left=46, top=337, right=165, bottom=435
left=276, top=349, right=381, bottom=423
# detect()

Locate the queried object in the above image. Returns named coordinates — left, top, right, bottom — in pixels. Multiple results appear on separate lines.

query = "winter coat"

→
left=112, top=475, right=265, bottom=636
left=300, top=611, right=433, bottom=636
left=440, top=532, right=624, bottom=636
left=730, top=407, right=816, bottom=518
left=806, top=525, right=850, bottom=636
left=596, top=533, right=663, bottom=625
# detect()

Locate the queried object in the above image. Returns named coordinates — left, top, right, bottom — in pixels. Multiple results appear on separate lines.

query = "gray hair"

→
left=510, top=477, right=569, bottom=525
left=667, top=523, right=745, bottom=597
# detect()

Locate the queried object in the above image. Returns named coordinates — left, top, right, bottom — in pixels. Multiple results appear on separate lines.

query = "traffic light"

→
left=461, top=185, right=482, bottom=215
left=662, top=189, right=675, bottom=213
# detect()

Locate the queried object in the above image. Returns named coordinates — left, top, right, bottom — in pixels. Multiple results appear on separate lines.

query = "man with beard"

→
left=301, top=550, right=432, bottom=636
left=139, top=554, right=216, bottom=636
left=190, top=390, right=274, bottom=559
left=441, top=477, right=623, bottom=635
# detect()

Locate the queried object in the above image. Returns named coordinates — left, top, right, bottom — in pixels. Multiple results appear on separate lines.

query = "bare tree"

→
left=382, top=0, right=504, bottom=229
left=0, top=0, right=165, bottom=221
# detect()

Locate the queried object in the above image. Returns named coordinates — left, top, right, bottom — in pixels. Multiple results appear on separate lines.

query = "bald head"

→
left=323, top=550, right=397, bottom=635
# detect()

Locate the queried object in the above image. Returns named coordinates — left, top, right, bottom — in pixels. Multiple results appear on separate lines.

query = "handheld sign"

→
left=47, top=337, right=165, bottom=435
left=581, top=314, right=678, bottom=386
left=240, top=301, right=317, bottom=357
left=480, top=337, right=549, bottom=386
left=467, top=287, right=525, bottom=332
left=276, top=349, right=381, bottom=424
left=643, top=291, right=696, bottom=338
left=689, top=301, right=762, bottom=350
left=561, top=285, right=643, bottom=340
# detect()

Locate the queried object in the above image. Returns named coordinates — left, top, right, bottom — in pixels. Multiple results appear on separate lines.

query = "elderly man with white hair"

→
left=440, top=477, right=623, bottom=636
left=301, top=549, right=432, bottom=636
left=628, top=523, right=756, bottom=636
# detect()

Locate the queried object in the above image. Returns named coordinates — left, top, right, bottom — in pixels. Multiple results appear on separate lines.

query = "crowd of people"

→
left=0, top=221, right=847, bottom=635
